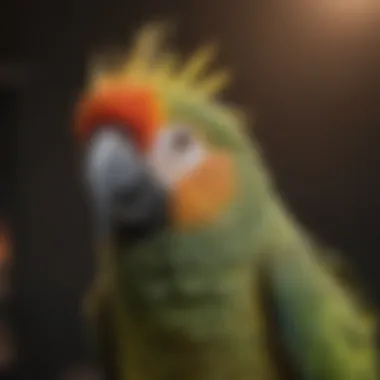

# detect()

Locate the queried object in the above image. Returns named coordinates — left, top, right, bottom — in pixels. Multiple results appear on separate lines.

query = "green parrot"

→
left=73, top=23, right=378, bottom=380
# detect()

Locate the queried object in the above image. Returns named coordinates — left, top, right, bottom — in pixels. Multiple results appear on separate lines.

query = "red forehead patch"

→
left=74, top=84, right=165, bottom=151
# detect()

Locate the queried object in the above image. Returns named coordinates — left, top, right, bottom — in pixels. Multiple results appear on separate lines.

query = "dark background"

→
left=2, top=0, right=380, bottom=378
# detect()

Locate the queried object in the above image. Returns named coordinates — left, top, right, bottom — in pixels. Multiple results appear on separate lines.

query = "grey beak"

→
left=83, top=127, right=168, bottom=243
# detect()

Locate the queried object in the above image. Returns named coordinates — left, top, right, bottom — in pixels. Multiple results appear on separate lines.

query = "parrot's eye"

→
left=171, top=128, right=194, bottom=152
left=146, top=126, right=206, bottom=188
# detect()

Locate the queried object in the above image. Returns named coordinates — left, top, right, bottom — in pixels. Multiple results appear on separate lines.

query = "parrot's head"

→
left=74, top=24, right=272, bottom=314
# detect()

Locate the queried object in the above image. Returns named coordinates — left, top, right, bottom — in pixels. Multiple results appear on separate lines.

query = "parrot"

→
left=73, top=22, right=379, bottom=380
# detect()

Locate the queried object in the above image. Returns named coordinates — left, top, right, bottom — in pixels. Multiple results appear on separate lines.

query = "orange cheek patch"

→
left=171, top=153, right=236, bottom=229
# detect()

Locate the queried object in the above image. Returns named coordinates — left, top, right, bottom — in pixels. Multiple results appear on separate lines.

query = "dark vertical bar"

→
left=0, top=87, right=19, bottom=380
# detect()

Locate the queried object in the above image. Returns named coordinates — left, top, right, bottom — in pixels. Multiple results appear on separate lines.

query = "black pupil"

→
left=172, top=130, right=192, bottom=152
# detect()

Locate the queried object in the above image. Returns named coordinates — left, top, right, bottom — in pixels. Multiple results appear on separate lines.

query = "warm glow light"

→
left=310, top=0, right=379, bottom=23
left=290, top=0, right=380, bottom=41
left=322, top=0, right=378, bottom=12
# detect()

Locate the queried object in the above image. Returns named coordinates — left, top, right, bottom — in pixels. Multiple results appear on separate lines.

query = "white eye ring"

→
left=146, top=126, right=206, bottom=188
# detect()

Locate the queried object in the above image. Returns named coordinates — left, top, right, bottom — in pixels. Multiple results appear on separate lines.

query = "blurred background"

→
left=1, top=0, right=380, bottom=378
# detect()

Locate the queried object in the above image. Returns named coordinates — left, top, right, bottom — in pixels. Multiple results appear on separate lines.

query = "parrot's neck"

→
left=115, top=269, right=278, bottom=380
left=109, top=228, right=280, bottom=379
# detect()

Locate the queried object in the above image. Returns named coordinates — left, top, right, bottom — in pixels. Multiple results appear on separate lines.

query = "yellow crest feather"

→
left=88, top=22, right=231, bottom=100
left=176, top=43, right=218, bottom=84
left=122, top=23, right=167, bottom=79
left=196, top=68, right=231, bottom=98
